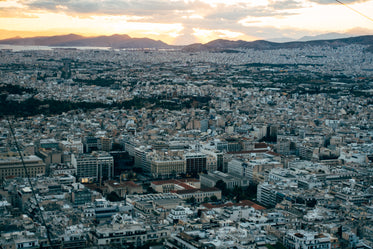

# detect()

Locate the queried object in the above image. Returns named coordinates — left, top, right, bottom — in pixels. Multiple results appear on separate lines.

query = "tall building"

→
left=200, top=148, right=224, bottom=172
left=227, top=159, right=250, bottom=178
left=185, top=153, right=206, bottom=176
left=72, top=152, right=114, bottom=182
left=0, top=155, right=46, bottom=180
left=266, top=125, right=278, bottom=142
left=109, top=151, right=134, bottom=177
left=84, top=136, right=99, bottom=153
left=134, top=146, right=148, bottom=171
left=101, top=137, right=112, bottom=152
left=200, top=119, right=209, bottom=132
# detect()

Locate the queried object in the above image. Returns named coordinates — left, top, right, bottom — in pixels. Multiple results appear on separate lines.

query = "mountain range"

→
left=182, top=35, right=373, bottom=52
left=0, top=34, right=171, bottom=49
left=0, top=33, right=372, bottom=52
left=296, top=32, right=353, bottom=42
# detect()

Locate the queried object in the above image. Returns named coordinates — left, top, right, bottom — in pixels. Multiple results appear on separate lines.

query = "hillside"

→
left=0, top=34, right=172, bottom=49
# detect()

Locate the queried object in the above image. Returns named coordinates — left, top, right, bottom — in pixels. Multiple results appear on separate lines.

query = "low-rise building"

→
left=283, top=230, right=332, bottom=249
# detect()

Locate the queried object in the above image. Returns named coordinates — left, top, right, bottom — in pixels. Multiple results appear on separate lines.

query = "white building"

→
left=167, top=206, right=192, bottom=223
left=283, top=230, right=331, bottom=249
left=72, top=152, right=114, bottom=182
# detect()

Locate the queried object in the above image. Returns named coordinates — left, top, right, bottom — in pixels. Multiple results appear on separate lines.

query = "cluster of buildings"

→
left=0, top=46, right=372, bottom=248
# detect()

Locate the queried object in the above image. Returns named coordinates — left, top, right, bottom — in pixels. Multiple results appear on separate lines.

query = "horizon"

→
left=0, top=31, right=372, bottom=47
left=0, top=0, right=373, bottom=45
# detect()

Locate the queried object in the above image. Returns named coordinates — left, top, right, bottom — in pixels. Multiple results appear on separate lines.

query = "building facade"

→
left=0, top=155, right=46, bottom=181
left=72, top=152, right=114, bottom=182
left=185, top=153, right=207, bottom=176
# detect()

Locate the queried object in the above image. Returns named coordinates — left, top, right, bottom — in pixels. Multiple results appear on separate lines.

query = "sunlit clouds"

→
left=0, top=0, right=372, bottom=44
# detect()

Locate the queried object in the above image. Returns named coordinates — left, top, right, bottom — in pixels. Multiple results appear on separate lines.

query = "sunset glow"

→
left=0, top=0, right=372, bottom=44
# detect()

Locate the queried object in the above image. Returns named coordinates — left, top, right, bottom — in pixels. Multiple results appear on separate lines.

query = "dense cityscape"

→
left=0, top=42, right=372, bottom=249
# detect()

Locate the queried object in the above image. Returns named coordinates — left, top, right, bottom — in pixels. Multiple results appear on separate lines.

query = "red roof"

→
left=4, top=175, right=17, bottom=179
left=123, top=181, right=140, bottom=188
left=151, top=179, right=178, bottom=185
left=266, top=151, right=281, bottom=157
left=177, top=182, right=196, bottom=190
left=255, top=143, right=268, bottom=149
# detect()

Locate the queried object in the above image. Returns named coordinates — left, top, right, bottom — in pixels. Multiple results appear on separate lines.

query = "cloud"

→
left=307, top=0, right=371, bottom=4
left=14, top=0, right=306, bottom=32
left=346, top=27, right=373, bottom=34
left=268, top=0, right=304, bottom=10
left=0, top=7, right=38, bottom=18
left=19, top=0, right=306, bottom=18
left=7, top=0, right=373, bottom=45
left=13, top=0, right=321, bottom=43
left=20, top=0, right=210, bottom=15
left=205, top=3, right=297, bottom=21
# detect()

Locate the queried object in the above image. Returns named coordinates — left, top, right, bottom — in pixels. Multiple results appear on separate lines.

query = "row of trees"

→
left=0, top=83, right=36, bottom=94
left=0, top=96, right=109, bottom=117
left=186, top=195, right=219, bottom=205
left=0, top=86, right=211, bottom=117
left=214, top=180, right=257, bottom=203
left=0, top=95, right=212, bottom=117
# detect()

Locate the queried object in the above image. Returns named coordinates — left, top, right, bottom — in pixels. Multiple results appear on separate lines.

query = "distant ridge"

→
left=297, top=32, right=351, bottom=41
left=1, top=34, right=372, bottom=51
left=0, top=34, right=84, bottom=46
left=182, top=35, right=373, bottom=52
left=0, top=34, right=172, bottom=49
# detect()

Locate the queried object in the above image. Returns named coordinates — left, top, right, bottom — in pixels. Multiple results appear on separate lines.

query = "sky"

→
left=0, top=0, right=373, bottom=45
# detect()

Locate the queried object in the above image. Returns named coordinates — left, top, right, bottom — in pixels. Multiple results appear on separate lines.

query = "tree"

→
left=186, top=196, right=197, bottom=205
left=295, top=196, right=305, bottom=204
left=107, top=191, right=121, bottom=202
left=111, top=143, right=123, bottom=151
left=306, top=198, right=317, bottom=208
left=215, top=180, right=228, bottom=196
left=233, top=185, right=243, bottom=203
left=203, top=197, right=210, bottom=203
left=244, top=184, right=257, bottom=199
left=210, top=195, right=218, bottom=202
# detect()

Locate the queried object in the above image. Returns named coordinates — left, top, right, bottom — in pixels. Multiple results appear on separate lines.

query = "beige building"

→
left=151, top=179, right=201, bottom=193
left=146, top=149, right=186, bottom=178
left=0, top=155, right=46, bottom=181
left=150, top=159, right=186, bottom=178
left=176, top=187, right=222, bottom=203
left=105, top=180, right=143, bottom=196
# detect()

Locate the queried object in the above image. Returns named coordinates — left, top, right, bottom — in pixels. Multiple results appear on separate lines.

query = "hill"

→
left=0, top=34, right=172, bottom=49
left=182, top=35, right=373, bottom=52
left=1, top=34, right=372, bottom=51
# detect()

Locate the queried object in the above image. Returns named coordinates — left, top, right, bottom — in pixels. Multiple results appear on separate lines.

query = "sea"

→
left=0, top=44, right=112, bottom=51
left=0, top=44, right=175, bottom=51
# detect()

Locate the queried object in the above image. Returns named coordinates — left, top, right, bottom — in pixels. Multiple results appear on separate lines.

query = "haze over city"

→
left=0, top=0, right=373, bottom=44
left=0, top=0, right=373, bottom=249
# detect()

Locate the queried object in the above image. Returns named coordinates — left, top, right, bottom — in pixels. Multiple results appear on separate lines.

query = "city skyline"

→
left=0, top=0, right=373, bottom=45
